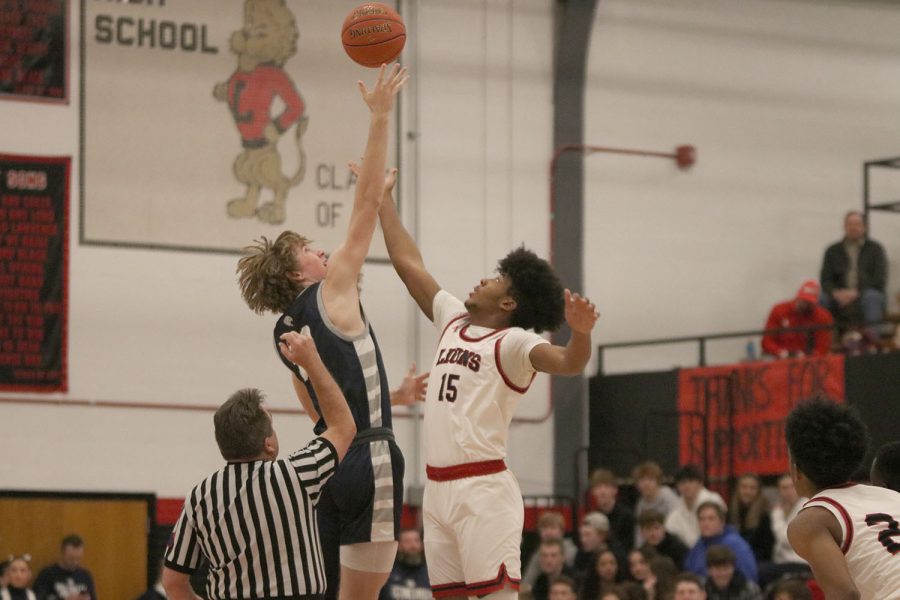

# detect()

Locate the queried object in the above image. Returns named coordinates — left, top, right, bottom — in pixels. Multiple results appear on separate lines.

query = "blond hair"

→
left=537, top=510, right=566, bottom=531
left=237, top=231, right=310, bottom=314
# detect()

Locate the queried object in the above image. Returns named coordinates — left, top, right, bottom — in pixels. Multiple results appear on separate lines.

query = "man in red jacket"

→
left=761, top=280, right=834, bottom=359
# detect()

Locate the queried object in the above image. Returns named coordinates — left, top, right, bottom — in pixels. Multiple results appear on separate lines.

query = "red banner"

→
left=678, top=355, right=844, bottom=478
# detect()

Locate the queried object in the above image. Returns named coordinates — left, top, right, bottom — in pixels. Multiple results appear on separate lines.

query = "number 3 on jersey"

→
left=438, top=374, right=460, bottom=402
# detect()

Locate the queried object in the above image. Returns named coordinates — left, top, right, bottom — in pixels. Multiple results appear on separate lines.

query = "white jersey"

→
left=424, top=290, right=548, bottom=467
left=802, top=483, right=900, bottom=600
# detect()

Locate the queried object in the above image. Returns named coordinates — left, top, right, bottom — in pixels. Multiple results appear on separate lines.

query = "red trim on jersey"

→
left=439, top=314, right=468, bottom=344
left=460, top=323, right=510, bottom=342
left=432, top=581, right=468, bottom=598
left=465, top=563, right=520, bottom=596
left=495, top=336, right=537, bottom=394
left=808, top=496, right=854, bottom=554
left=426, top=459, right=507, bottom=481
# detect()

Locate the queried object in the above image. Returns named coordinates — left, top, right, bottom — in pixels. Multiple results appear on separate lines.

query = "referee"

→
left=162, top=331, right=356, bottom=600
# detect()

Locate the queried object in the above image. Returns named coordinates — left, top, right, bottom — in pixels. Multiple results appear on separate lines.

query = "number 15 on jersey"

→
left=438, top=374, right=460, bottom=402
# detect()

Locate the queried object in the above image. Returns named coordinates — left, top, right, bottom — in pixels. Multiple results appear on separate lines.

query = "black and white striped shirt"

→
left=164, top=437, right=337, bottom=599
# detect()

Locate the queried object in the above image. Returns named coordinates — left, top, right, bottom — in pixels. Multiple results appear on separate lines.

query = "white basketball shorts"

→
left=424, top=468, right=523, bottom=598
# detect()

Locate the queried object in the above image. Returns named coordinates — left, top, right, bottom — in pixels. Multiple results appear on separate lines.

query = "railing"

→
left=594, top=322, right=892, bottom=375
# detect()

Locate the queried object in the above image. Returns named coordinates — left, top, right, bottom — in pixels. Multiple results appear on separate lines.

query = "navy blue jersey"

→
left=273, top=282, right=393, bottom=435
left=274, top=282, right=404, bottom=598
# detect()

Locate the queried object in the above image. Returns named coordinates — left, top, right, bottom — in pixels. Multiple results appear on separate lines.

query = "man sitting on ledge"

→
left=761, top=280, right=833, bottom=359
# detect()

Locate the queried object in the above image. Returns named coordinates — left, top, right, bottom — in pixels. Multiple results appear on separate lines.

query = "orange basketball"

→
left=341, top=3, right=406, bottom=68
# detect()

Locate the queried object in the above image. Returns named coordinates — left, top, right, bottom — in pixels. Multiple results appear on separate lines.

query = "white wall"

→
left=585, top=0, right=900, bottom=374
left=3, top=0, right=900, bottom=499
left=0, top=0, right=557, bottom=497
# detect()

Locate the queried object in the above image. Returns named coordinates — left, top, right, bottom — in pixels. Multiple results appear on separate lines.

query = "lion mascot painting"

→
left=214, top=0, right=308, bottom=225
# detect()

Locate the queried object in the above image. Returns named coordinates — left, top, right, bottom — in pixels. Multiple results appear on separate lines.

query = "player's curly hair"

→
left=497, top=247, right=564, bottom=334
left=237, top=231, right=310, bottom=314
left=785, top=397, right=869, bottom=489
left=872, top=441, right=900, bottom=493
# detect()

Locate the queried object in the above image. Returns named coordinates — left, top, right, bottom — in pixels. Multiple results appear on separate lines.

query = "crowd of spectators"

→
left=516, top=462, right=824, bottom=600
left=0, top=536, right=95, bottom=600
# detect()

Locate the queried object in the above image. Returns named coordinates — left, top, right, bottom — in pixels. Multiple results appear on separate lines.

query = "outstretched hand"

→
left=358, top=63, right=409, bottom=115
left=278, top=331, right=320, bottom=368
left=392, top=363, right=428, bottom=406
left=564, top=289, right=599, bottom=334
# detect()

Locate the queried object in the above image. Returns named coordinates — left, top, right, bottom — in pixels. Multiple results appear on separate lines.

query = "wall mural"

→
left=80, top=0, right=400, bottom=256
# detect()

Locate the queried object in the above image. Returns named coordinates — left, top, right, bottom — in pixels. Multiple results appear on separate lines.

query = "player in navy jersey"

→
left=237, top=64, right=421, bottom=600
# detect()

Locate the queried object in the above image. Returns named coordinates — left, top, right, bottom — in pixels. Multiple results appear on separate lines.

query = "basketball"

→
left=341, top=3, right=406, bottom=68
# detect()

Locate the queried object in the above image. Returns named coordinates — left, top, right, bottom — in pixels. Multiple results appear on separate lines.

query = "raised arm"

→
left=529, top=290, right=599, bottom=376
left=290, top=375, right=320, bottom=425
left=787, top=508, right=860, bottom=600
left=377, top=169, right=441, bottom=320
left=322, top=64, right=408, bottom=332
left=279, top=331, right=356, bottom=461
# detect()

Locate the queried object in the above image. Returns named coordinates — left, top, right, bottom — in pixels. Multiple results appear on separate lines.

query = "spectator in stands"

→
left=627, top=548, right=652, bottom=585
left=638, top=510, right=688, bottom=568
left=580, top=549, right=622, bottom=600
left=610, top=581, right=648, bottom=600
left=0, top=560, right=10, bottom=592
left=871, top=440, right=900, bottom=492
left=765, top=474, right=811, bottom=586
left=533, top=540, right=579, bottom=600
left=761, top=280, right=834, bottom=359
left=627, top=547, right=676, bottom=600
left=819, top=210, right=888, bottom=337
left=3, top=555, right=35, bottom=600
left=684, top=501, right=758, bottom=583
left=589, top=469, right=636, bottom=552
left=704, top=545, right=762, bottom=600
left=646, top=555, right=678, bottom=600
left=379, top=528, right=430, bottom=600
left=672, top=573, right=706, bottom=600
left=34, top=535, right=96, bottom=600
left=633, top=461, right=679, bottom=546
left=771, top=578, right=813, bottom=600
left=574, top=512, right=625, bottom=576
left=135, top=558, right=165, bottom=600
left=728, top=474, right=775, bottom=564
left=666, top=465, right=726, bottom=547
left=524, top=511, right=578, bottom=588
left=550, top=575, right=579, bottom=600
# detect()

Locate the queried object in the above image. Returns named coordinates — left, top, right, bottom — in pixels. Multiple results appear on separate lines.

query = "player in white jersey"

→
left=785, top=398, right=900, bottom=600
left=374, top=171, right=599, bottom=599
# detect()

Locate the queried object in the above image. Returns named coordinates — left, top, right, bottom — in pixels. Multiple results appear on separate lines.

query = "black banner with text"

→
left=0, top=154, right=69, bottom=391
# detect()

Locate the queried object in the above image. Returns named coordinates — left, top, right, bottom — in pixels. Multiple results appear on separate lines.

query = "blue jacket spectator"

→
left=684, top=501, right=758, bottom=583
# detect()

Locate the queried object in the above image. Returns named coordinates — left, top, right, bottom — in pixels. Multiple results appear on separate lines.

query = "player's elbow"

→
left=329, top=421, right=357, bottom=463
left=334, top=419, right=357, bottom=448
